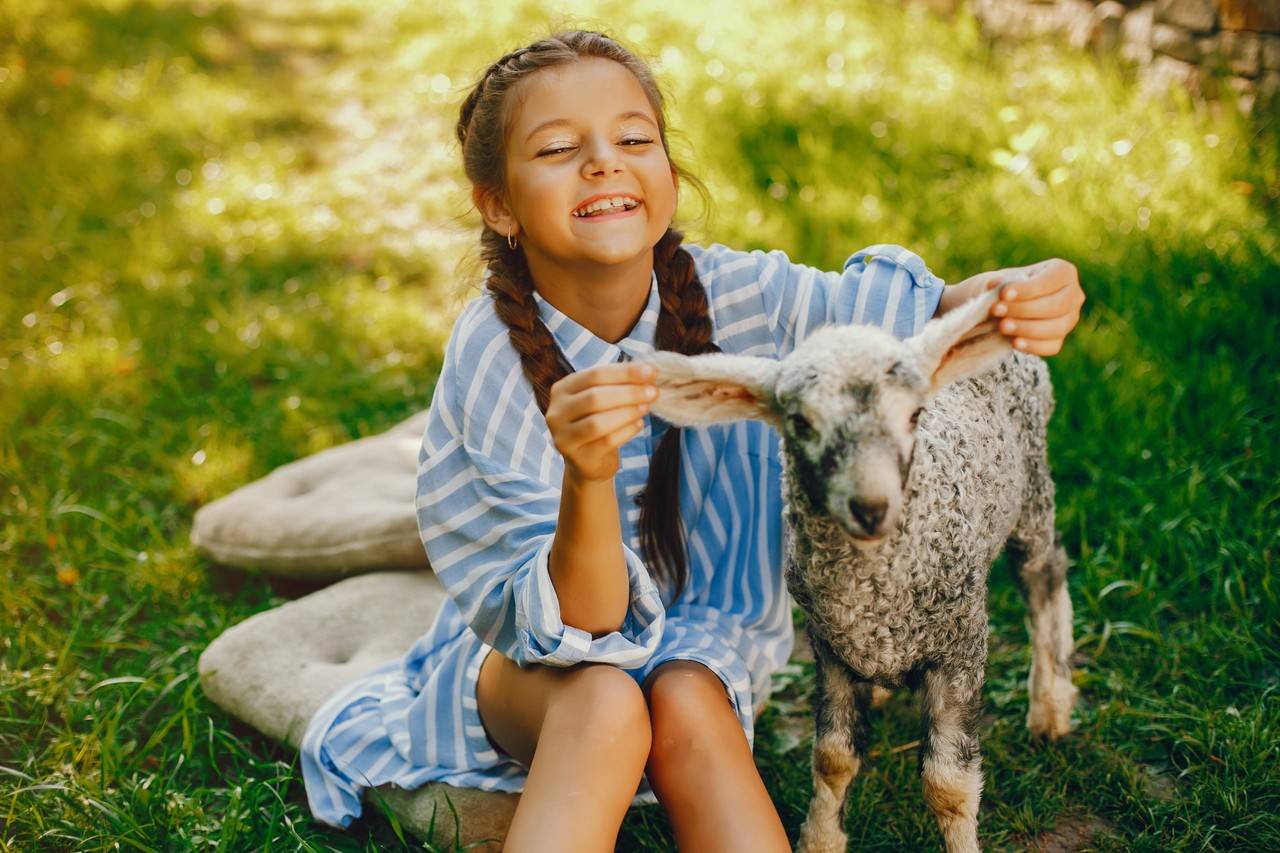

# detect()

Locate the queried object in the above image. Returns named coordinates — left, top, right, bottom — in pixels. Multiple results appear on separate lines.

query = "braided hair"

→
left=455, top=30, right=717, bottom=600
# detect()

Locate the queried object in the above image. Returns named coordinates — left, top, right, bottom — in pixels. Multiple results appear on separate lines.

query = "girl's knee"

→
left=645, top=660, right=734, bottom=715
left=549, top=663, right=651, bottom=752
left=644, top=661, right=742, bottom=769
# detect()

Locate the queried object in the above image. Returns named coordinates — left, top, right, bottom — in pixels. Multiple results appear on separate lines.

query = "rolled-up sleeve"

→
left=517, top=536, right=665, bottom=666
left=687, top=241, right=946, bottom=357
left=416, top=326, right=664, bottom=669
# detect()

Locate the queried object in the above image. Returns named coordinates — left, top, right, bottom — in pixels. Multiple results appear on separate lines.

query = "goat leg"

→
left=1007, top=528, right=1077, bottom=739
left=796, top=630, right=871, bottom=853
left=920, top=666, right=985, bottom=853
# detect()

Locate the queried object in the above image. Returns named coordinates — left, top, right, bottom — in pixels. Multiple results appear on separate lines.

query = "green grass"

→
left=2, top=0, right=1277, bottom=849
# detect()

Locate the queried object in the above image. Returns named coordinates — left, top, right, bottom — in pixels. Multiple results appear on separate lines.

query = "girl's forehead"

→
left=508, top=57, right=656, bottom=134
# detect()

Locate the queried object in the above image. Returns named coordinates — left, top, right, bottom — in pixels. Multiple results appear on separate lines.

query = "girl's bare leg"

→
left=643, top=660, right=791, bottom=852
left=475, top=649, right=651, bottom=853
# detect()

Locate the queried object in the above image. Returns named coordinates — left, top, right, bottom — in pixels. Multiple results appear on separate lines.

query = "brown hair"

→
left=454, top=30, right=717, bottom=600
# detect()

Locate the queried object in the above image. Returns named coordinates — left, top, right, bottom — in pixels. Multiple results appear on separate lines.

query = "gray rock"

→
left=1260, top=70, right=1280, bottom=102
left=198, top=571, right=516, bottom=848
left=1140, top=53, right=1202, bottom=97
left=191, top=409, right=430, bottom=579
left=1221, top=29, right=1264, bottom=75
left=1122, top=2, right=1157, bottom=63
left=1265, top=34, right=1280, bottom=70
left=1062, top=0, right=1100, bottom=47
left=1153, top=22, right=1202, bottom=61
left=1090, top=2, right=1130, bottom=53
left=1154, top=0, right=1218, bottom=32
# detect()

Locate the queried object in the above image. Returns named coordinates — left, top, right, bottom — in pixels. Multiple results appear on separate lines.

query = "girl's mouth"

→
left=571, top=201, right=643, bottom=222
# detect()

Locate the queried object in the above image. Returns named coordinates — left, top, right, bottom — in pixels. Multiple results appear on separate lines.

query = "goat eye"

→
left=910, top=408, right=923, bottom=428
left=789, top=413, right=813, bottom=438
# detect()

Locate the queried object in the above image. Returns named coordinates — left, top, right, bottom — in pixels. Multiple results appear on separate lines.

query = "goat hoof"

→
left=1028, top=680, right=1078, bottom=739
left=796, top=825, right=848, bottom=853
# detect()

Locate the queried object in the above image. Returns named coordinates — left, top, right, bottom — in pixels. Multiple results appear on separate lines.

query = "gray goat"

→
left=641, top=283, right=1077, bottom=853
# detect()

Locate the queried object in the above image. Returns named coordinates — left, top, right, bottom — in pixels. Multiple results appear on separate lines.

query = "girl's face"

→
left=483, top=57, right=678, bottom=270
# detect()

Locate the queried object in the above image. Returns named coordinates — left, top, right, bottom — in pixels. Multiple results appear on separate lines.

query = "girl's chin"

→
left=576, top=244, right=651, bottom=265
left=567, top=229, right=655, bottom=257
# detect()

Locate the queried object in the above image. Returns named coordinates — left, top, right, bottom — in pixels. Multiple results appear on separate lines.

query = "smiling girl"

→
left=300, top=30, right=1084, bottom=851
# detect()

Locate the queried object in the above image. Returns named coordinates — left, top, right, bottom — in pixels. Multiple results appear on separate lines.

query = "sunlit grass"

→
left=2, top=0, right=1277, bottom=849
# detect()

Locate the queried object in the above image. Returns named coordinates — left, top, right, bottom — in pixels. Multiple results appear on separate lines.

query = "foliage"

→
left=1, top=0, right=1277, bottom=849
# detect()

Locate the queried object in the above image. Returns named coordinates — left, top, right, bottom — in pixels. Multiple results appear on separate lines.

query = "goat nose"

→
left=848, top=498, right=887, bottom=534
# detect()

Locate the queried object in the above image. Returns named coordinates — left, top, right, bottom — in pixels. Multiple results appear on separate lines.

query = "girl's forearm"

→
left=548, top=469, right=631, bottom=637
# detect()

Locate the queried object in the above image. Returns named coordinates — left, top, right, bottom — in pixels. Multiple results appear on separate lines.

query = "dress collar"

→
left=531, top=269, right=661, bottom=371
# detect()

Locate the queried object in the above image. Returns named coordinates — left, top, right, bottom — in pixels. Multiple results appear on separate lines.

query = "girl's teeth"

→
left=574, top=198, right=638, bottom=216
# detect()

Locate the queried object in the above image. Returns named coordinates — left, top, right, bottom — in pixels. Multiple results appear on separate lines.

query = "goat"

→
left=640, top=283, right=1077, bottom=853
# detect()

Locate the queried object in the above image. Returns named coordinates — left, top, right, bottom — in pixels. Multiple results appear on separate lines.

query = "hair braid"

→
left=482, top=249, right=572, bottom=414
left=638, top=227, right=721, bottom=598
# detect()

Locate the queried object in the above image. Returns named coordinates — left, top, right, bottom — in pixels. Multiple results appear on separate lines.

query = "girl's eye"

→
left=538, top=138, right=652, bottom=157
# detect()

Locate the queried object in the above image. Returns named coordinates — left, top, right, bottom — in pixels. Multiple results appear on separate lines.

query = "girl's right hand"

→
left=545, top=362, right=659, bottom=484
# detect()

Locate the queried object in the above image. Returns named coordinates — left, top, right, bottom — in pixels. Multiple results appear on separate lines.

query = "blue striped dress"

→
left=300, top=241, right=946, bottom=826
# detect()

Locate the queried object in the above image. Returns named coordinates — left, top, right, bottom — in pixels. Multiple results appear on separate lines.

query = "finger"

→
left=564, top=383, right=658, bottom=423
left=998, top=259, right=1074, bottom=302
left=1012, top=337, right=1063, bottom=357
left=605, top=418, right=646, bottom=448
left=565, top=404, right=650, bottom=445
left=554, top=361, right=656, bottom=395
left=970, top=271, right=1005, bottom=292
left=998, top=314, right=1076, bottom=343
left=992, top=286, right=1080, bottom=320
left=577, top=417, right=645, bottom=456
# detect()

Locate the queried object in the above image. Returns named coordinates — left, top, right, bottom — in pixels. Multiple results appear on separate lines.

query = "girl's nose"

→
left=580, top=136, right=623, bottom=176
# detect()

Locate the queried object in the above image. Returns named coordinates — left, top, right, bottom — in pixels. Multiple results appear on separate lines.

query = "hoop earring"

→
left=507, top=231, right=518, bottom=251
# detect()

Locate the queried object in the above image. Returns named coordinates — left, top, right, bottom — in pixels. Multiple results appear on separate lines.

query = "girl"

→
left=300, top=30, right=1085, bottom=851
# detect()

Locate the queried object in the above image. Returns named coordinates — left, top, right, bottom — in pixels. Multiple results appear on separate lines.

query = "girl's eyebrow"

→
left=525, top=110, right=657, bottom=142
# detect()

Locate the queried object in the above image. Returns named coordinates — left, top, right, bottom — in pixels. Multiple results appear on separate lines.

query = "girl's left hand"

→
left=952, top=258, right=1086, bottom=356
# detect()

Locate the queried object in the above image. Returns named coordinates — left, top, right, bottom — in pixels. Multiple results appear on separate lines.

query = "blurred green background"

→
left=1, top=0, right=1277, bottom=849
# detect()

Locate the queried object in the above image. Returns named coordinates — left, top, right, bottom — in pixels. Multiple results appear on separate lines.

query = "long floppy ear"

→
left=636, top=351, right=782, bottom=428
left=907, top=284, right=1013, bottom=396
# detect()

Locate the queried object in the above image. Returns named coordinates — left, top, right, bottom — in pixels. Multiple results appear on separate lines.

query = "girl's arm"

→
left=682, top=242, right=947, bottom=353
left=936, top=258, right=1086, bottom=356
left=416, top=314, right=664, bottom=670
left=549, top=469, right=631, bottom=636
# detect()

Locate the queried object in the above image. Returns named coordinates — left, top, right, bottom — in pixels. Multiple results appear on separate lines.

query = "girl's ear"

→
left=906, top=285, right=1012, bottom=397
left=639, top=351, right=782, bottom=428
left=474, top=186, right=518, bottom=237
